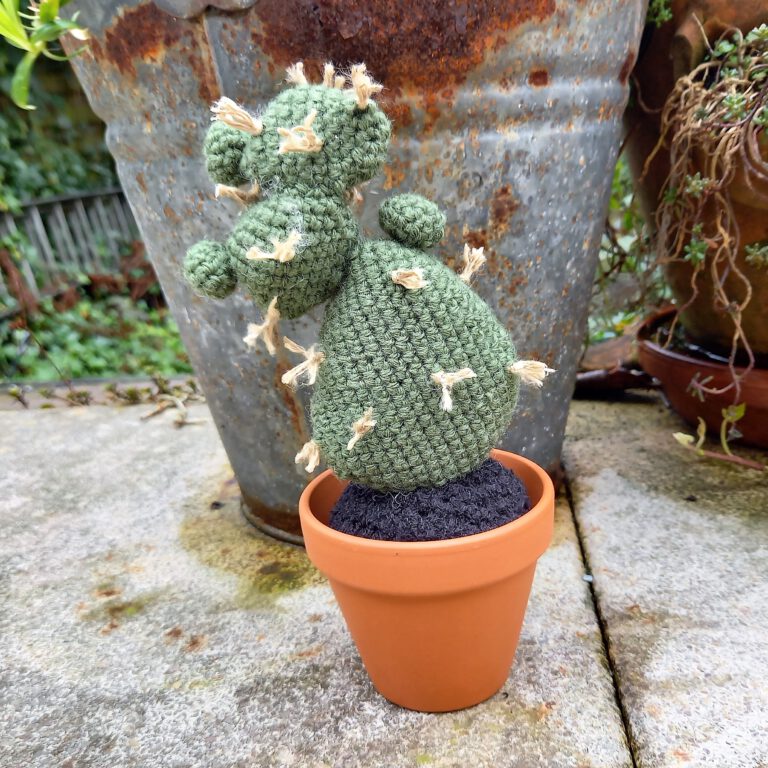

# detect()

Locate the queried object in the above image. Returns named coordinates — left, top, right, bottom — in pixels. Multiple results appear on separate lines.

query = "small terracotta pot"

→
left=637, top=308, right=768, bottom=449
left=299, top=449, right=555, bottom=712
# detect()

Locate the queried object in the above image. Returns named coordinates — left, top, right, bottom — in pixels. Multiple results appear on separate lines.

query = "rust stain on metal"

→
left=597, top=99, right=619, bottom=121
left=212, top=473, right=304, bottom=537
left=385, top=101, right=414, bottom=128
left=383, top=160, right=407, bottom=190
left=273, top=360, right=310, bottom=444
left=528, top=68, right=549, bottom=87
left=135, top=172, right=147, bottom=193
left=90, top=2, right=219, bottom=102
left=250, top=0, right=556, bottom=114
left=489, top=184, right=520, bottom=234
left=98, top=3, right=185, bottom=76
left=618, top=50, right=635, bottom=84
left=422, top=92, right=443, bottom=132
left=484, top=248, right=504, bottom=281
left=464, top=229, right=489, bottom=251
left=242, top=492, right=304, bottom=537
left=184, top=38, right=220, bottom=103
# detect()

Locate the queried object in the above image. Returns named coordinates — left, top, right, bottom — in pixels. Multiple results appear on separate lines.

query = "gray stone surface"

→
left=0, top=404, right=629, bottom=768
left=565, top=396, right=768, bottom=768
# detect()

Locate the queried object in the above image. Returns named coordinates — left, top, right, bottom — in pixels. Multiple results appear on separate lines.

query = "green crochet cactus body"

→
left=312, top=233, right=519, bottom=491
left=183, top=63, right=548, bottom=494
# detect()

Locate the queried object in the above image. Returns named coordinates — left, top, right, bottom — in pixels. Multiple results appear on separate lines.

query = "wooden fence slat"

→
left=1, top=216, right=40, bottom=299
left=65, top=200, right=93, bottom=272
left=26, top=208, right=54, bottom=270
left=102, top=196, right=122, bottom=245
left=86, top=200, right=108, bottom=272
left=51, top=203, right=82, bottom=271
left=45, top=207, right=77, bottom=279
left=111, top=195, right=133, bottom=240
left=73, top=199, right=101, bottom=271
left=24, top=208, right=57, bottom=285
left=1, top=190, right=141, bottom=301
left=94, top=197, right=119, bottom=267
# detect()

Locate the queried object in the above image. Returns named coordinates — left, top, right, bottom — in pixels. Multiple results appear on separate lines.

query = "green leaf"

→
left=746, top=24, right=768, bottom=44
left=30, top=18, right=81, bottom=44
left=38, top=0, right=60, bottom=24
left=29, top=22, right=65, bottom=44
left=674, top=432, right=695, bottom=447
left=0, top=3, right=31, bottom=50
left=722, top=402, right=746, bottom=423
left=10, top=50, right=39, bottom=110
left=0, top=0, right=21, bottom=17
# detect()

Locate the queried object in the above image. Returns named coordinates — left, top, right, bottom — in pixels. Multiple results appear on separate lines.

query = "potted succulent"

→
left=626, top=10, right=768, bottom=449
left=183, top=62, right=556, bottom=712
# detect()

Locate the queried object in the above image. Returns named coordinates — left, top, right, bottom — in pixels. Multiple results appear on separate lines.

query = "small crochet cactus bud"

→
left=203, top=121, right=249, bottom=188
left=379, top=194, right=446, bottom=249
left=184, top=240, right=236, bottom=299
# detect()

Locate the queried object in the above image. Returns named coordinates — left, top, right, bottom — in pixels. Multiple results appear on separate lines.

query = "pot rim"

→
left=299, top=449, right=556, bottom=595
left=638, top=307, right=768, bottom=382
left=299, top=449, right=554, bottom=554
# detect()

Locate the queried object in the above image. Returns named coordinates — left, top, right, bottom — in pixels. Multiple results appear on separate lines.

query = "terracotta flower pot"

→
left=299, top=449, right=555, bottom=713
left=637, top=308, right=768, bottom=449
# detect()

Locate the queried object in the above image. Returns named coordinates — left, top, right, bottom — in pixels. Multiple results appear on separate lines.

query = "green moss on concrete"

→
left=79, top=592, right=161, bottom=625
left=179, top=503, right=323, bottom=609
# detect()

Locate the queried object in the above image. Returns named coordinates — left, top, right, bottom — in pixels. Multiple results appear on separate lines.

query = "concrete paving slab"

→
left=0, top=405, right=630, bottom=768
left=565, top=396, right=768, bottom=768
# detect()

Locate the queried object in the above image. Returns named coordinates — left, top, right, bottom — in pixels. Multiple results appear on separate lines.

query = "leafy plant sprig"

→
left=589, top=156, right=668, bottom=346
left=673, top=405, right=766, bottom=471
left=646, top=0, right=672, bottom=29
left=745, top=241, right=768, bottom=269
left=0, top=0, right=88, bottom=110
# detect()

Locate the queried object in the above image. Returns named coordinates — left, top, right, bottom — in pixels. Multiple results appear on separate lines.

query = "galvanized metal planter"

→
left=66, top=0, right=644, bottom=535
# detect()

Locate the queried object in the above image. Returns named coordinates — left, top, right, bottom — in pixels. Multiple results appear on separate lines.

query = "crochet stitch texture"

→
left=183, top=63, right=547, bottom=493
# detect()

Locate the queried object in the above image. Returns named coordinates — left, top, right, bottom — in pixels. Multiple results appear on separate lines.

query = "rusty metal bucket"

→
left=66, top=0, right=645, bottom=539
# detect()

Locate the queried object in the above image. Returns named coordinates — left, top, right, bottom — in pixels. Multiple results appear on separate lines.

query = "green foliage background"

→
left=0, top=48, right=116, bottom=212
left=1, top=294, right=191, bottom=381
left=0, top=51, right=191, bottom=382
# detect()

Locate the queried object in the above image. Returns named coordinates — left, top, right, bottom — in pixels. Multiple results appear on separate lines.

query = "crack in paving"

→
left=563, top=473, right=640, bottom=768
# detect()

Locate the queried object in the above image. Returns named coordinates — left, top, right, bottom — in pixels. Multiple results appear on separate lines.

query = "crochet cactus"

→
left=184, top=62, right=553, bottom=493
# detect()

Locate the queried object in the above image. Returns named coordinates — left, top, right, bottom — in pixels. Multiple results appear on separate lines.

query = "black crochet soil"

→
left=329, top=459, right=531, bottom=542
